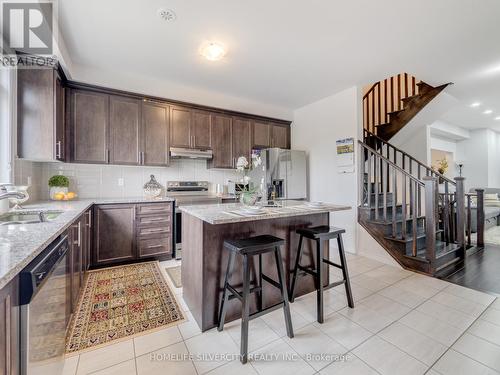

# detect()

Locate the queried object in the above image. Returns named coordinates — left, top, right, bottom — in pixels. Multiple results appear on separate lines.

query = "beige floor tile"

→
left=399, top=310, right=464, bottom=346
left=432, top=349, right=499, bottom=375
left=378, top=322, right=447, bottom=366
left=319, top=353, right=378, bottom=375
left=362, top=265, right=412, bottom=284
left=63, top=356, right=79, bottom=375
left=261, top=306, right=310, bottom=337
left=313, top=312, right=372, bottom=350
left=136, top=341, right=196, bottom=375
left=453, top=333, right=500, bottom=372
left=431, top=291, right=488, bottom=317
left=444, top=284, right=496, bottom=306
left=336, top=282, right=376, bottom=302
left=291, top=293, right=334, bottom=323
left=283, top=324, right=348, bottom=371
left=178, top=310, right=202, bottom=340
left=322, top=288, right=350, bottom=311
left=468, top=319, right=500, bottom=346
left=353, top=336, right=427, bottom=375
left=359, top=294, right=411, bottom=321
left=378, top=284, right=427, bottom=308
left=490, top=298, right=500, bottom=310
left=351, top=274, right=392, bottom=292
left=133, top=325, right=183, bottom=356
left=390, top=277, right=441, bottom=300
left=405, top=274, right=449, bottom=291
left=184, top=328, right=239, bottom=374
left=339, top=304, right=395, bottom=333
left=76, top=340, right=135, bottom=375
left=248, top=339, right=315, bottom=375
left=481, top=306, right=500, bottom=327
left=89, top=359, right=136, bottom=375
left=224, top=317, right=280, bottom=353
left=205, top=360, right=258, bottom=374
left=416, top=300, right=476, bottom=329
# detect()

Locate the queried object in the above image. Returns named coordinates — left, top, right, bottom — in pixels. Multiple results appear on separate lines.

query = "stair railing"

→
left=363, top=73, right=420, bottom=134
left=359, top=140, right=427, bottom=259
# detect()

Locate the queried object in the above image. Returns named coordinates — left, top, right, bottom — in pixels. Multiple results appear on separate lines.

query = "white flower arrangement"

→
left=236, top=153, right=262, bottom=195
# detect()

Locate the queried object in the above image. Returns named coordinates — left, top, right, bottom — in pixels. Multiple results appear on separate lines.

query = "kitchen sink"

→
left=0, top=210, right=63, bottom=225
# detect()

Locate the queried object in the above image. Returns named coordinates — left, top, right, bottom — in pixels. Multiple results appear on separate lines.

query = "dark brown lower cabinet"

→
left=92, top=202, right=173, bottom=267
left=93, top=204, right=136, bottom=266
left=0, top=277, right=20, bottom=375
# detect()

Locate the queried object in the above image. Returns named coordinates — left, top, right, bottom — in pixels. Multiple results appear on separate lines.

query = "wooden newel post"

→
left=423, top=176, right=437, bottom=273
left=476, top=188, right=485, bottom=248
left=455, top=177, right=465, bottom=256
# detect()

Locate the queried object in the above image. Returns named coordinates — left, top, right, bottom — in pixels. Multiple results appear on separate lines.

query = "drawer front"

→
left=136, top=202, right=172, bottom=216
left=137, top=225, right=171, bottom=238
left=138, top=237, right=172, bottom=257
left=136, top=214, right=171, bottom=227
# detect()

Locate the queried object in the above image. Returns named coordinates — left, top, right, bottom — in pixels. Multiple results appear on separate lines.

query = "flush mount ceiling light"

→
left=200, top=42, right=226, bottom=61
left=470, top=102, right=481, bottom=107
left=483, top=110, right=493, bottom=114
left=158, top=8, right=176, bottom=22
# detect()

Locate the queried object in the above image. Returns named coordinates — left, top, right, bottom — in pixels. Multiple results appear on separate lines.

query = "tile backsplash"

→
left=36, top=159, right=242, bottom=199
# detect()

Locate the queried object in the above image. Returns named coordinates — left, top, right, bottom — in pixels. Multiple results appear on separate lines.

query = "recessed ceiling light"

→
left=495, top=116, right=500, bottom=120
left=158, top=8, right=176, bottom=22
left=470, top=102, right=481, bottom=107
left=200, top=42, right=226, bottom=61
left=483, top=110, right=493, bottom=114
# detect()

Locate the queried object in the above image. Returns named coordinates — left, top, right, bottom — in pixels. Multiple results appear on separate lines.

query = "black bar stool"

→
left=289, top=226, right=354, bottom=323
left=218, top=234, right=294, bottom=364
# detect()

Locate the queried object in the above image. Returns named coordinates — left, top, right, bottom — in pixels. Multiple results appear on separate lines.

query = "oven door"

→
left=21, top=251, right=71, bottom=375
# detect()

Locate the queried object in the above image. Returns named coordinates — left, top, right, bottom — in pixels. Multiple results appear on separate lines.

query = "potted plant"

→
left=432, top=157, right=449, bottom=184
left=236, top=153, right=262, bottom=206
left=48, top=175, right=70, bottom=200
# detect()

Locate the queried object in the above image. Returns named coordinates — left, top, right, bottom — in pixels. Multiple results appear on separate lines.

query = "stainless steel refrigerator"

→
left=249, top=148, right=307, bottom=201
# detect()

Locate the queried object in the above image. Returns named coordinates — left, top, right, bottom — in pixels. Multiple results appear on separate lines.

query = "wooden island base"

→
left=181, top=212, right=331, bottom=331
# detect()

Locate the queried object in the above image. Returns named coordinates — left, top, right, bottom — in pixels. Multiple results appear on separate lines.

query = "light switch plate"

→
left=118, top=178, right=124, bottom=186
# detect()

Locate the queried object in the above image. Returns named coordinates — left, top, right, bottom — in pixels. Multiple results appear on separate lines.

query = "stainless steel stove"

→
left=166, top=181, right=221, bottom=258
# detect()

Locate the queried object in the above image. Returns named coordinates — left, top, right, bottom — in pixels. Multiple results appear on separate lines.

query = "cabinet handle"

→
left=144, top=217, right=168, bottom=222
left=56, top=141, right=62, bottom=159
left=146, top=244, right=164, bottom=249
left=106, top=149, right=110, bottom=163
left=87, top=210, right=91, bottom=228
left=73, top=222, right=81, bottom=246
left=142, top=152, right=145, bottom=165
left=142, top=228, right=168, bottom=234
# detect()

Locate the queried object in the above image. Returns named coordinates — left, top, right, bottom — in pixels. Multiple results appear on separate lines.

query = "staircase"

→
left=360, top=73, right=485, bottom=277
left=363, top=73, right=452, bottom=141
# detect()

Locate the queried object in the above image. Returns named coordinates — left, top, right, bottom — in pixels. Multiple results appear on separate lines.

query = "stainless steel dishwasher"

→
left=19, top=234, right=71, bottom=375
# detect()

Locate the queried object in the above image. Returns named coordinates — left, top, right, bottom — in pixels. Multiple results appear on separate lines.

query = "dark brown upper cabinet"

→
left=252, top=121, right=271, bottom=149
left=209, top=115, right=233, bottom=169
left=17, top=68, right=65, bottom=161
left=170, top=106, right=192, bottom=148
left=271, top=123, right=290, bottom=149
left=70, top=90, right=109, bottom=164
left=232, top=117, right=252, bottom=166
left=93, top=204, right=136, bottom=266
left=192, top=110, right=212, bottom=149
left=141, top=101, right=170, bottom=166
left=109, top=96, right=141, bottom=165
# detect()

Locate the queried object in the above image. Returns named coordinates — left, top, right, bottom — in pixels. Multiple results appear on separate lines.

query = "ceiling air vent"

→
left=158, top=8, right=177, bottom=22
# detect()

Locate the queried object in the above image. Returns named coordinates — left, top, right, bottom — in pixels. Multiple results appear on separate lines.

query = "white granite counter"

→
left=0, top=197, right=174, bottom=289
left=179, top=200, right=352, bottom=225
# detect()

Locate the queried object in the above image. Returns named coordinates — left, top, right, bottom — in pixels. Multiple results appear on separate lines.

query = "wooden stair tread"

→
left=404, top=241, right=461, bottom=261
left=387, top=108, right=405, bottom=116
left=368, top=215, right=425, bottom=225
left=385, top=229, right=443, bottom=244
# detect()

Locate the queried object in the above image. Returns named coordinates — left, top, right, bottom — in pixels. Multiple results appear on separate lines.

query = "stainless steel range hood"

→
left=170, top=147, right=213, bottom=159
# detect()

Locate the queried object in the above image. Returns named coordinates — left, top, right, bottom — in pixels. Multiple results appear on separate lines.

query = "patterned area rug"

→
left=66, top=261, right=184, bottom=354
left=165, top=266, right=182, bottom=288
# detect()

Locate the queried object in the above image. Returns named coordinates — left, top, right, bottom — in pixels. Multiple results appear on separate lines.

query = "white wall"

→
left=456, top=129, right=490, bottom=191
left=292, top=86, right=399, bottom=266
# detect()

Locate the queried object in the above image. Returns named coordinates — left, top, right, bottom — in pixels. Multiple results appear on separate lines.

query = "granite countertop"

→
left=180, top=200, right=352, bottom=225
left=0, top=196, right=175, bottom=290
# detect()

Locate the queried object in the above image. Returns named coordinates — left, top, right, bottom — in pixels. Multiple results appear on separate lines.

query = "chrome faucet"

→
left=0, top=184, right=27, bottom=200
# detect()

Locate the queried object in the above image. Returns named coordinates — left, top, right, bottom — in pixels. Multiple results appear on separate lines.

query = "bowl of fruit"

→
left=49, top=175, right=77, bottom=201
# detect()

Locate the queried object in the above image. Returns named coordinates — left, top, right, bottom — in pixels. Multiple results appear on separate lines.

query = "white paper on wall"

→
left=336, top=137, right=355, bottom=173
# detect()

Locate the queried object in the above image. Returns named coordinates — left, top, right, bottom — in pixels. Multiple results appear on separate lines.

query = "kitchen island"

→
left=180, top=201, right=351, bottom=331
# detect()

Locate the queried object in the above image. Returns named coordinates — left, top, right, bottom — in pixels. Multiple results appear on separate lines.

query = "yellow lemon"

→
left=54, top=193, right=64, bottom=200
left=66, top=192, right=76, bottom=200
